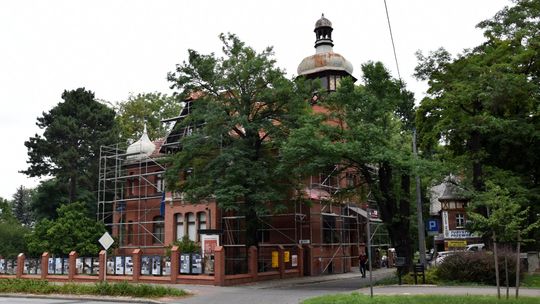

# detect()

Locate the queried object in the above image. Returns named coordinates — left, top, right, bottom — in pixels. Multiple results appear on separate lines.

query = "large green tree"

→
left=415, top=0, right=540, bottom=247
left=282, top=62, right=419, bottom=267
left=25, top=202, right=106, bottom=256
left=22, top=88, right=118, bottom=215
left=115, top=92, right=182, bottom=142
left=165, top=34, right=312, bottom=247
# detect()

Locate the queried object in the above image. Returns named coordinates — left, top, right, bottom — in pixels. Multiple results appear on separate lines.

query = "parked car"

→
left=466, top=243, right=485, bottom=252
left=434, top=251, right=453, bottom=265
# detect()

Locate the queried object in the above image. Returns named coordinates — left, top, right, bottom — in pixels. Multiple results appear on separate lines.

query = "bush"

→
left=402, top=267, right=439, bottom=284
left=0, top=279, right=187, bottom=298
left=436, top=250, right=523, bottom=286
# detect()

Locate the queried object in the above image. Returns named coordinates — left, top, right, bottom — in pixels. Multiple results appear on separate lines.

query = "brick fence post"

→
left=16, top=253, right=25, bottom=278
left=213, top=246, right=225, bottom=286
left=278, top=245, right=285, bottom=279
left=248, top=246, right=258, bottom=281
left=41, top=252, right=49, bottom=279
left=68, top=251, right=77, bottom=281
left=98, top=250, right=106, bottom=281
left=132, top=249, right=142, bottom=283
left=297, top=245, right=304, bottom=277
left=170, top=246, right=179, bottom=283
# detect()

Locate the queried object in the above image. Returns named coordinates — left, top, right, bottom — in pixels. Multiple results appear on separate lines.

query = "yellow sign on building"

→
left=447, top=240, right=467, bottom=248
left=271, top=251, right=279, bottom=268
left=284, top=251, right=290, bottom=263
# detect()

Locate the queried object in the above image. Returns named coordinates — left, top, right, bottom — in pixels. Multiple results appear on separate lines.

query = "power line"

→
left=383, top=0, right=402, bottom=83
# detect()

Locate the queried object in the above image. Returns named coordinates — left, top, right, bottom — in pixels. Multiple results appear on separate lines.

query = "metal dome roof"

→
left=315, top=14, right=332, bottom=28
left=297, top=52, right=354, bottom=76
left=126, top=124, right=156, bottom=160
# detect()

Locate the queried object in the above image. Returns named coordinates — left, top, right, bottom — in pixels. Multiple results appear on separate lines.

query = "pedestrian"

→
left=359, top=252, right=367, bottom=278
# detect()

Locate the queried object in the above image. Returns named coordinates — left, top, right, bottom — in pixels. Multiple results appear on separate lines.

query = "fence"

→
left=0, top=245, right=304, bottom=286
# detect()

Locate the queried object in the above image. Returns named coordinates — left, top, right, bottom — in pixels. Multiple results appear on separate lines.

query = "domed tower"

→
left=297, top=14, right=356, bottom=91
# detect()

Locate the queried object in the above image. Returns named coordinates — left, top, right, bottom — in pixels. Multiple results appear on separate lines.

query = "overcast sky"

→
left=0, top=0, right=510, bottom=200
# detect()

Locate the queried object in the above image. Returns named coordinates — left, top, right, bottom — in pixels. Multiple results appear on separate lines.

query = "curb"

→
left=0, top=293, right=167, bottom=303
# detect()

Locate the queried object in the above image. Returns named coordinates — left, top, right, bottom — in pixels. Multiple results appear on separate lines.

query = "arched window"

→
left=186, top=213, right=196, bottom=241
left=197, top=212, right=207, bottom=242
left=153, top=216, right=164, bottom=244
left=175, top=213, right=184, bottom=240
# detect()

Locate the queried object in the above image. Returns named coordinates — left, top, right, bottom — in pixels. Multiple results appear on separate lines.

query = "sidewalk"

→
left=357, top=285, right=540, bottom=297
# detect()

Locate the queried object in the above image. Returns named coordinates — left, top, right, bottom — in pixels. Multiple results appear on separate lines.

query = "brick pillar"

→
left=98, top=250, right=106, bottom=281
left=16, top=253, right=25, bottom=278
left=213, top=246, right=225, bottom=286
left=248, top=246, right=258, bottom=281
left=297, top=245, right=304, bottom=277
left=278, top=245, right=285, bottom=279
left=170, top=246, right=179, bottom=283
left=132, top=249, right=142, bottom=283
left=68, top=251, right=77, bottom=280
left=41, top=252, right=49, bottom=279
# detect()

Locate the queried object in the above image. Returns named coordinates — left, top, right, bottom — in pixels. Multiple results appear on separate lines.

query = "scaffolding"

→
left=97, top=143, right=166, bottom=249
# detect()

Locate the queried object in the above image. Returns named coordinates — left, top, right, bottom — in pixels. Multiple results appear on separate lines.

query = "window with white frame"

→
left=456, top=213, right=465, bottom=228
left=187, top=212, right=196, bottom=241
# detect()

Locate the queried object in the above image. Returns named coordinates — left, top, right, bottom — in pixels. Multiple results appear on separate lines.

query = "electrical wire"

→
left=383, top=0, right=403, bottom=84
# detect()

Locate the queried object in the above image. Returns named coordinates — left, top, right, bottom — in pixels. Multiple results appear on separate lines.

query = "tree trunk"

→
left=493, top=231, right=500, bottom=299
left=505, top=256, right=509, bottom=299
left=244, top=206, right=259, bottom=248
left=516, top=232, right=521, bottom=298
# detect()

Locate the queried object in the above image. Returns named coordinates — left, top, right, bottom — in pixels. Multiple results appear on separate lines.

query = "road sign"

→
left=99, top=232, right=114, bottom=250
left=427, top=219, right=439, bottom=232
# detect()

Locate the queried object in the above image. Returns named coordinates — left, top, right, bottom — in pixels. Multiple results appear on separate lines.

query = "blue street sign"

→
left=427, top=219, right=439, bottom=232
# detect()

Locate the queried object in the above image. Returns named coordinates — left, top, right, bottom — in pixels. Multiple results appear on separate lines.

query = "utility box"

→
left=180, top=254, right=191, bottom=274
left=191, top=254, right=203, bottom=274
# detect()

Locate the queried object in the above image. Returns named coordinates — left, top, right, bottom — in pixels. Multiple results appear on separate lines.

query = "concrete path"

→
left=357, top=285, right=540, bottom=297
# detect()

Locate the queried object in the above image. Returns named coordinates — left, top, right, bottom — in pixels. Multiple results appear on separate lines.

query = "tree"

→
left=25, top=202, right=106, bottom=256
left=165, top=33, right=312, bottom=247
left=115, top=92, right=182, bottom=142
left=0, top=197, right=29, bottom=258
left=415, top=0, right=540, bottom=248
left=468, top=180, right=540, bottom=298
left=10, top=185, right=34, bottom=226
left=30, top=178, right=70, bottom=220
left=22, top=88, right=118, bottom=214
left=282, top=62, right=419, bottom=268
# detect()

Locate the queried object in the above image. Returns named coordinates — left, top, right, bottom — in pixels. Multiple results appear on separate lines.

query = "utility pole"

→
left=413, top=128, right=426, bottom=266
left=366, top=208, right=373, bottom=298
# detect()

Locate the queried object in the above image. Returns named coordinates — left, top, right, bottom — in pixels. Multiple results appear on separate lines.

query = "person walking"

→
left=359, top=252, right=367, bottom=278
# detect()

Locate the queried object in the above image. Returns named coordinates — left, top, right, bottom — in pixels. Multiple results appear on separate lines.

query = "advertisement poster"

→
left=284, top=251, right=290, bottom=263
left=62, top=258, right=69, bottom=274
left=115, top=256, right=124, bottom=275
left=54, top=258, right=62, bottom=274
left=125, top=256, right=133, bottom=275
left=84, top=257, right=93, bottom=275
left=0, top=259, right=5, bottom=274
left=106, top=257, right=115, bottom=275
left=141, top=256, right=150, bottom=275
left=202, top=234, right=219, bottom=255
left=48, top=258, right=54, bottom=274
left=291, top=255, right=298, bottom=267
left=151, top=256, right=161, bottom=275
left=271, top=251, right=278, bottom=268
left=162, top=257, right=171, bottom=275
left=76, top=258, right=83, bottom=274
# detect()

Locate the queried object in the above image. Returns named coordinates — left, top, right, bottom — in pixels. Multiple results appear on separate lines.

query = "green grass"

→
left=302, top=293, right=540, bottom=304
left=0, top=279, right=188, bottom=298
left=522, top=274, right=540, bottom=288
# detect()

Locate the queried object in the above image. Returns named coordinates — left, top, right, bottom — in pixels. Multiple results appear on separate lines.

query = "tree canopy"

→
left=165, top=33, right=312, bottom=247
left=25, top=202, right=106, bottom=256
left=22, top=88, right=118, bottom=215
left=115, top=92, right=182, bottom=142
left=282, top=62, right=418, bottom=266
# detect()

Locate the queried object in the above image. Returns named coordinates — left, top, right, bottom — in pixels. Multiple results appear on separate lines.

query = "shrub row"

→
left=436, top=250, right=523, bottom=286
left=0, top=279, right=187, bottom=298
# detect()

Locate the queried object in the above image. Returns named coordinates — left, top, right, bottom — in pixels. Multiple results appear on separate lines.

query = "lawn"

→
left=0, top=279, right=188, bottom=298
left=522, top=274, right=540, bottom=288
left=302, top=293, right=539, bottom=304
